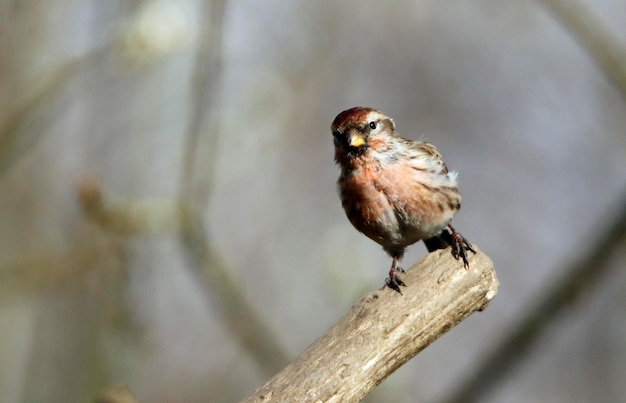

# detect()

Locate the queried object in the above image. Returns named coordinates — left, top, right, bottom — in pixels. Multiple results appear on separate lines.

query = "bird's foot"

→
left=448, top=224, right=476, bottom=269
left=384, top=266, right=406, bottom=294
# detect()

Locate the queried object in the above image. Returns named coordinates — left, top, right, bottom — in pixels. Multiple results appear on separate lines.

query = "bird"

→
left=331, top=106, right=475, bottom=294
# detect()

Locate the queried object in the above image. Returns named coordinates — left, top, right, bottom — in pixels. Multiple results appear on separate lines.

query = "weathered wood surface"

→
left=241, top=247, right=498, bottom=403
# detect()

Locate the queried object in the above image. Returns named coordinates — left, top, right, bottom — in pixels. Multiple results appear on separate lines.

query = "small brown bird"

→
left=331, top=107, right=475, bottom=293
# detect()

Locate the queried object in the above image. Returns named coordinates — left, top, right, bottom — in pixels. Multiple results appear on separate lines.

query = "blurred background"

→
left=1, top=0, right=626, bottom=402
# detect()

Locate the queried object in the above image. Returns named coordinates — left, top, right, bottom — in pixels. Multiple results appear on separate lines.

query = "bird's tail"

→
left=424, top=224, right=476, bottom=269
left=423, top=229, right=454, bottom=252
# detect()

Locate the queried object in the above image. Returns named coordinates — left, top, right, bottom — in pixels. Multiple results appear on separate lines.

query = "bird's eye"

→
left=369, top=121, right=377, bottom=130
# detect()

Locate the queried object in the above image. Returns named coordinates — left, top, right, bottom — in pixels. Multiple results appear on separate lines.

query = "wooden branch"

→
left=241, top=247, right=497, bottom=403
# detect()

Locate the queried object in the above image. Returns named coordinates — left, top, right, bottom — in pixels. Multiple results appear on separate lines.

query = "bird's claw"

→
left=448, top=225, right=476, bottom=269
left=385, top=267, right=406, bottom=294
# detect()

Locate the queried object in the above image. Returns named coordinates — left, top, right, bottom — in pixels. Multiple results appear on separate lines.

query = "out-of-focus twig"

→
left=94, top=384, right=140, bottom=403
left=3, top=0, right=289, bottom=374
left=179, top=0, right=225, bottom=208
left=441, top=190, right=626, bottom=403
left=0, top=237, right=118, bottom=300
left=0, top=59, right=78, bottom=179
left=0, top=47, right=109, bottom=180
left=77, top=174, right=180, bottom=235
left=78, top=171, right=291, bottom=374
left=541, top=0, right=626, bottom=97
left=179, top=210, right=292, bottom=374
left=441, top=3, right=626, bottom=401
left=177, top=0, right=291, bottom=374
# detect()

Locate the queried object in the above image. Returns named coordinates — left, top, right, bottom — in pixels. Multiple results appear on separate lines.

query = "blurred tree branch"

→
left=0, top=56, right=83, bottom=179
left=94, top=384, right=140, bottom=403
left=76, top=171, right=291, bottom=374
left=66, top=0, right=292, bottom=376
left=241, top=248, right=497, bottom=403
left=176, top=0, right=291, bottom=374
left=540, top=0, right=626, bottom=98
left=441, top=190, right=626, bottom=403
left=439, top=2, right=626, bottom=401
left=179, top=0, right=225, bottom=208
left=77, top=174, right=181, bottom=235
left=0, top=237, right=120, bottom=300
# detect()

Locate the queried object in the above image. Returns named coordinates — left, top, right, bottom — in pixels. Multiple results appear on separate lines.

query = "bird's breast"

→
left=338, top=160, right=460, bottom=246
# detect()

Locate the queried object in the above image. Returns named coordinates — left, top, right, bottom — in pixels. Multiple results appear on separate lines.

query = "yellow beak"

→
left=348, top=131, right=366, bottom=148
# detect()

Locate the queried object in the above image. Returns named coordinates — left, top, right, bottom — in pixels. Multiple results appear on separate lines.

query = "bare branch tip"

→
left=76, top=172, right=104, bottom=211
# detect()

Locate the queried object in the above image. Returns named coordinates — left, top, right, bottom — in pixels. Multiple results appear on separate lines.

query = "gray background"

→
left=0, top=1, right=625, bottom=402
